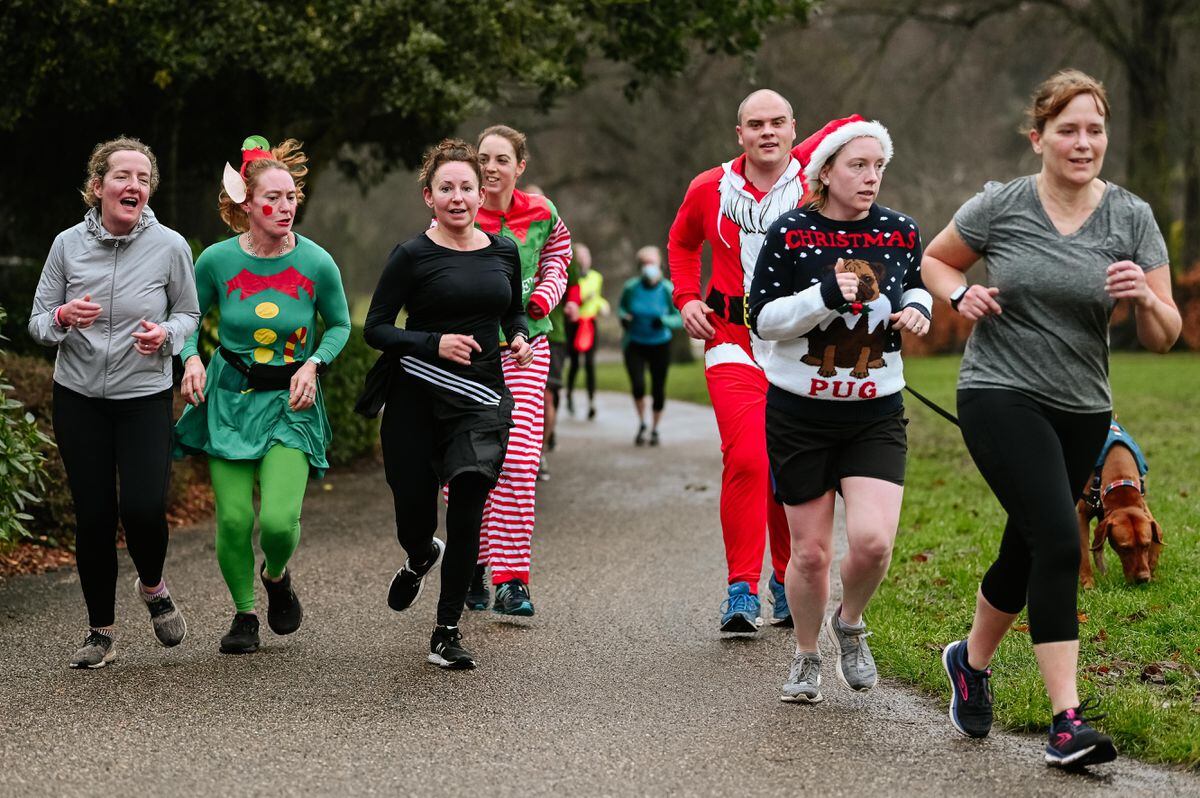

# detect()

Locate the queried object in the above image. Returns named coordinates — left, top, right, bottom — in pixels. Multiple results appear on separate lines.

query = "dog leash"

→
left=904, top=385, right=959, bottom=427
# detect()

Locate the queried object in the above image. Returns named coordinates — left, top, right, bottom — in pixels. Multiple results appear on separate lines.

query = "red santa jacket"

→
left=668, top=116, right=864, bottom=313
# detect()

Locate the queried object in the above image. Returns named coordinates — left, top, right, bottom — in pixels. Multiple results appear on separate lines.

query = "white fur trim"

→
left=223, top=163, right=247, bottom=203
left=704, top=342, right=759, bottom=370
left=803, top=120, right=894, bottom=186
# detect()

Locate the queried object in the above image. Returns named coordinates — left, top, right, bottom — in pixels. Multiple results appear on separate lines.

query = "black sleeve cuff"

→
left=903, top=302, right=931, bottom=321
left=820, top=273, right=845, bottom=310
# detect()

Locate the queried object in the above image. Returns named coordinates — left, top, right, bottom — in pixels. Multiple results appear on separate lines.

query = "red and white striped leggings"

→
left=479, top=335, right=551, bottom=585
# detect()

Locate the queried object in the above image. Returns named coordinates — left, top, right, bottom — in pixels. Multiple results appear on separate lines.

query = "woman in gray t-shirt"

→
left=920, top=70, right=1180, bottom=768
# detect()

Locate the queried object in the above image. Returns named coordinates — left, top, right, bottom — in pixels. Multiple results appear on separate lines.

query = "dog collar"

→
left=1101, top=478, right=1143, bottom=499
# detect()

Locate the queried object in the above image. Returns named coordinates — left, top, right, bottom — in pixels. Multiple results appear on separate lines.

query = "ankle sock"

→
left=90, top=626, right=115, bottom=639
left=140, top=580, right=169, bottom=599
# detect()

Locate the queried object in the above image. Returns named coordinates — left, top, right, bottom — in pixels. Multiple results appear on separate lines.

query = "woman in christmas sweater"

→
left=176, top=137, right=351, bottom=655
left=462, top=125, right=571, bottom=616
left=749, top=120, right=931, bottom=704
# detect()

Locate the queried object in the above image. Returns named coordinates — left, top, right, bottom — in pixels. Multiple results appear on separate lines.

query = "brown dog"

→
left=800, top=258, right=887, bottom=378
left=1077, top=439, right=1163, bottom=588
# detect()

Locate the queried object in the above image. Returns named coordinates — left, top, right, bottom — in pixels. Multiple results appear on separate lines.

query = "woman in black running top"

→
left=360, top=139, right=531, bottom=670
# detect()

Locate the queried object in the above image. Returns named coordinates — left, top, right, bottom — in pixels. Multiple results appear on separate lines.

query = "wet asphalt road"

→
left=1, top=391, right=1196, bottom=797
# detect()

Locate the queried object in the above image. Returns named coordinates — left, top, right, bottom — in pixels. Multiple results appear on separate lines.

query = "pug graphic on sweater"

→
left=801, top=258, right=892, bottom=378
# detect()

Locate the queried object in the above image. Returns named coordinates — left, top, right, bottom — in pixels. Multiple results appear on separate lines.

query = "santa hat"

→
left=802, top=119, right=894, bottom=187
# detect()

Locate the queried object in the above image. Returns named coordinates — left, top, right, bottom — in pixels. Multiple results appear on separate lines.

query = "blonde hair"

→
left=1025, top=69, right=1111, bottom=134
left=218, top=139, right=308, bottom=233
left=80, top=136, right=159, bottom=208
left=477, top=124, right=528, bottom=163
left=418, top=139, right=483, bottom=191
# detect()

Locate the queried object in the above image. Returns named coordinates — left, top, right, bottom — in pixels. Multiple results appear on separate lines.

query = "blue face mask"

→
left=641, top=263, right=662, bottom=283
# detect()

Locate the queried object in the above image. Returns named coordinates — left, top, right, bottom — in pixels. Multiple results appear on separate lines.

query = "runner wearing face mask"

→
left=618, top=246, right=681, bottom=446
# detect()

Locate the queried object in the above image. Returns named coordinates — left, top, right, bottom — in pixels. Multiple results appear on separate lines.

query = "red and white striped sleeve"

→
left=527, top=216, right=572, bottom=319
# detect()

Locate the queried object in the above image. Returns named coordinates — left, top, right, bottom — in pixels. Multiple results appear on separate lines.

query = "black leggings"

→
left=52, top=382, right=173, bottom=628
left=957, top=389, right=1109, bottom=644
left=565, top=321, right=596, bottom=403
left=623, top=341, right=670, bottom=412
left=380, top=383, right=496, bottom=628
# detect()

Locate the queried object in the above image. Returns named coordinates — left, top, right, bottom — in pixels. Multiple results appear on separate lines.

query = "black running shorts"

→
left=766, top=405, right=907, bottom=505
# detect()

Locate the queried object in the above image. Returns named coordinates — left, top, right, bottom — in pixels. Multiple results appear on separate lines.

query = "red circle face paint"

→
left=262, top=204, right=274, bottom=216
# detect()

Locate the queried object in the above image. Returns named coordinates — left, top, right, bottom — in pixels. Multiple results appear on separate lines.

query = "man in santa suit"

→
left=669, top=90, right=861, bottom=633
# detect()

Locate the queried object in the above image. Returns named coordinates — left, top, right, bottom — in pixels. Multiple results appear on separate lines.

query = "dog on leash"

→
left=1077, top=421, right=1163, bottom=588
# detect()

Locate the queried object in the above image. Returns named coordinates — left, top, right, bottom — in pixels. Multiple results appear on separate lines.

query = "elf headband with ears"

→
left=222, top=135, right=273, bottom=203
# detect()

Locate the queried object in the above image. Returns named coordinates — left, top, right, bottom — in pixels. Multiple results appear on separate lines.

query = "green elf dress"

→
left=175, top=234, right=350, bottom=473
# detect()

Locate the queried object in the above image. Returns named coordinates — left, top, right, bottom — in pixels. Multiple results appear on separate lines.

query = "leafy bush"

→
left=0, top=306, right=55, bottom=544
left=323, top=325, right=379, bottom=466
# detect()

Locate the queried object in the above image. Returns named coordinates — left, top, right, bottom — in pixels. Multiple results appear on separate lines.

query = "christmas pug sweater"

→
left=749, top=204, right=931, bottom=417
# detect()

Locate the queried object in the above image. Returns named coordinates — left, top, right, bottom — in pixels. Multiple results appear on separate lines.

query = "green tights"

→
left=209, top=445, right=310, bottom=612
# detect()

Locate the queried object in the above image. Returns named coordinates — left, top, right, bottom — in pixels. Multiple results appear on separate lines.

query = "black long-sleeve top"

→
left=362, top=232, right=527, bottom=412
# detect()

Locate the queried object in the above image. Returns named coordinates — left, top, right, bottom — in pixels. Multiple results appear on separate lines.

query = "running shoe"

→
left=219, top=612, right=260, bottom=655
left=767, top=573, right=792, bottom=627
left=493, top=579, right=535, bottom=616
left=824, top=610, right=877, bottom=692
left=387, top=537, right=445, bottom=612
left=649, top=429, right=660, bottom=446
left=260, top=563, right=303, bottom=635
left=134, top=578, right=187, bottom=647
left=428, top=626, right=478, bottom=670
left=635, top=423, right=647, bottom=446
left=537, top=454, right=551, bottom=482
left=69, top=630, right=116, bottom=669
left=587, top=405, right=596, bottom=421
left=719, top=582, right=761, bottom=634
left=465, top=563, right=490, bottom=611
left=1045, top=700, right=1117, bottom=767
left=942, top=639, right=993, bottom=738
left=780, top=651, right=823, bottom=703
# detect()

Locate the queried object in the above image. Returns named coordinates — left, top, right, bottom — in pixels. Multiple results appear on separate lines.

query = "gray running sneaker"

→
left=69, top=630, right=116, bottom=669
left=780, top=652, right=823, bottom=703
left=824, top=611, right=877, bottom=692
left=135, top=578, right=187, bottom=647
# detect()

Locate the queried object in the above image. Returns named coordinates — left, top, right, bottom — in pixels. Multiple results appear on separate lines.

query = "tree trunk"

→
left=1123, top=1, right=1176, bottom=252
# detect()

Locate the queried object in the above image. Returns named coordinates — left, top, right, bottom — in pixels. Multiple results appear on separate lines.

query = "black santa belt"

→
left=706, top=288, right=750, bottom=327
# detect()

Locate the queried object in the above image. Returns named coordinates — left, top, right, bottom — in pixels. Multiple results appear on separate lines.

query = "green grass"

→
left=597, top=353, right=1200, bottom=768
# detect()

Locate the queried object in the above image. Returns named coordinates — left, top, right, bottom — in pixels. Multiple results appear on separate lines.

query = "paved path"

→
left=1, top=392, right=1196, bottom=797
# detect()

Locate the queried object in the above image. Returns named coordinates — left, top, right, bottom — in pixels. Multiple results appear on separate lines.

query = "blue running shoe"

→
left=493, top=579, right=534, bottom=616
left=768, top=573, right=792, bottom=627
left=719, top=582, right=761, bottom=634
left=942, top=639, right=993, bottom=738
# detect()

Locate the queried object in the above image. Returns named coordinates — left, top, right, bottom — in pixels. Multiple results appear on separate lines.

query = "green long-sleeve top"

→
left=175, top=234, right=351, bottom=475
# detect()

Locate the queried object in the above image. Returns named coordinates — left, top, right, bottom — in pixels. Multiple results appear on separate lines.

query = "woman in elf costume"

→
left=176, top=136, right=351, bottom=654
left=462, top=125, right=571, bottom=616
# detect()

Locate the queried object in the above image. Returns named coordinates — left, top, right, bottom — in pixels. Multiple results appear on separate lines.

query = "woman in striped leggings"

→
left=462, top=125, right=572, bottom=616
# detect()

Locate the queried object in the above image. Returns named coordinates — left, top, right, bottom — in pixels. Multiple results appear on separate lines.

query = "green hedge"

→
left=0, top=305, right=55, bottom=545
left=323, top=325, right=379, bottom=466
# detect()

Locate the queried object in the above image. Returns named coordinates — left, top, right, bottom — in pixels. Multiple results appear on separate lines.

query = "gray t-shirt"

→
left=953, top=176, right=1168, bottom=412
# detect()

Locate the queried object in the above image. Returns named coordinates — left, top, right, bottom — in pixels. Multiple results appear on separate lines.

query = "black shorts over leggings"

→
left=958, top=388, right=1109, bottom=645
left=766, top=404, right=907, bottom=505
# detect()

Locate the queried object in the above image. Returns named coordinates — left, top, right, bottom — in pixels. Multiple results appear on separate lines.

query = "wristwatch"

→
left=949, top=285, right=969, bottom=312
left=158, top=328, right=173, bottom=355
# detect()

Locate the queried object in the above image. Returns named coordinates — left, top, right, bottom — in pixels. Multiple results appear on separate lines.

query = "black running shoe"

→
left=260, top=563, right=303, bottom=635
left=649, top=429, right=660, bottom=447
left=942, top=639, right=993, bottom=738
left=587, top=405, right=596, bottom=420
left=134, top=578, right=187, bottom=647
left=635, top=423, right=647, bottom=446
left=465, top=564, right=490, bottom=611
left=388, top=537, right=445, bottom=612
left=428, top=626, right=477, bottom=670
left=1045, top=700, right=1117, bottom=767
left=493, top=579, right=534, bottom=616
left=220, top=612, right=260, bottom=655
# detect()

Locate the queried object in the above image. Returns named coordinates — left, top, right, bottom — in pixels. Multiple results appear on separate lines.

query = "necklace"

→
left=243, top=232, right=291, bottom=257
